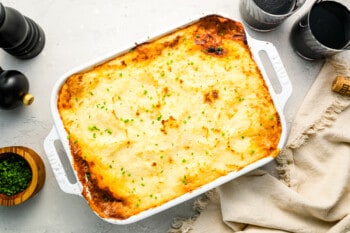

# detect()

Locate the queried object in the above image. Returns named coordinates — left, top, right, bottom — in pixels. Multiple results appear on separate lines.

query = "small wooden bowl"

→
left=0, top=146, right=45, bottom=206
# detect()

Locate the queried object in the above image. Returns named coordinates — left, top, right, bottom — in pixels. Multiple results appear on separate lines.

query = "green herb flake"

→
left=0, top=154, right=32, bottom=196
left=88, top=125, right=100, bottom=131
left=105, top=128, right=112, bottom=135
left=181, top=175, right=188, bottom=185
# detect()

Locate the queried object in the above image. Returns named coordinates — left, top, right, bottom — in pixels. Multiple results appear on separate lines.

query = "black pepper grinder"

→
left=0, top=3, right=45, bottom=59
left=0, top=67, right=34, bottom=110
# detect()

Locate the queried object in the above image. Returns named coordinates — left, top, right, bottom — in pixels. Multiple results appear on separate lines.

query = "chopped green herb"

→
left=0, top=154, right=32, bottom=196
left=181, top=175, right=188, bottom=185
left=105, top=128, right=112, bottom=134
left=88, top=125, right=100, bottom=131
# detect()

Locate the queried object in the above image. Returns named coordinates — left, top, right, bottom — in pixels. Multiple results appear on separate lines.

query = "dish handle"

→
left=249, top=38, right=293, bottom=109
left=43, top=127, right=81, bottom=195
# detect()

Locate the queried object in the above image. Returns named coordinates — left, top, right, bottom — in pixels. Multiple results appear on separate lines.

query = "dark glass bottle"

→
left=0, top=3, right=45, bottom=59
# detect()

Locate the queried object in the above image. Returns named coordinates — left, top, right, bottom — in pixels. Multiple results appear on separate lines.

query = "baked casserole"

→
left=57, top=15, right=282, bottom=220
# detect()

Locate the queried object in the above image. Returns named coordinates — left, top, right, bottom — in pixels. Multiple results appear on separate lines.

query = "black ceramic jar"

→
left=0, top=3, right=45, bottom=59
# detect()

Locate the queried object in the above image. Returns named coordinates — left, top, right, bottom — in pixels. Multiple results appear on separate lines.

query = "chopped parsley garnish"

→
left=0, top=154, right=32, bottom=196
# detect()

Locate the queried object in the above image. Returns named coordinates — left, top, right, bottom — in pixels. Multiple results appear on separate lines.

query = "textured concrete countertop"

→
left=1, top=0, right=343, bottom=232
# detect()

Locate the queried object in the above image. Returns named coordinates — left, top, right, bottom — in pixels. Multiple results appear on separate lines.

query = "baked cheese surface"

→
left=57, top=15, right=282, bottom=220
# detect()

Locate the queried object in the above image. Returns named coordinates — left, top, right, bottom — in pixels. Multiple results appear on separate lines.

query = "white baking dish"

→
left=44, top=14, right=292, bottom=225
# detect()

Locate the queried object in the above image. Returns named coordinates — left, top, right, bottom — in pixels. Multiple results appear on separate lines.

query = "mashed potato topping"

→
left=57, top=15, right=281, bottom=220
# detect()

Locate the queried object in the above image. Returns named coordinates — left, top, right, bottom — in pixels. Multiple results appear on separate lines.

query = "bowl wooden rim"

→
left=0, top=146, right=45, bottom=206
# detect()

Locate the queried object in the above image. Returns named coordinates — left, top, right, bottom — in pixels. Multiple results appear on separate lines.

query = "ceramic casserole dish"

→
left=44, top=14, right=292, bottom=224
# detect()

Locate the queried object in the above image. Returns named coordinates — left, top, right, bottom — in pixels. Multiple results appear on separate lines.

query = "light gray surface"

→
left=0, top=0, right=342, bottom=232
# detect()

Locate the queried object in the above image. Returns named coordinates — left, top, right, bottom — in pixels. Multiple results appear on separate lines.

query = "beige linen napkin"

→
left=169, top=52, right=350, bottom=233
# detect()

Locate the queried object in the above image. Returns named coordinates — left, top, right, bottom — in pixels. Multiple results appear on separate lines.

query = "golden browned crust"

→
left=57, top=15, right=282, bottom=220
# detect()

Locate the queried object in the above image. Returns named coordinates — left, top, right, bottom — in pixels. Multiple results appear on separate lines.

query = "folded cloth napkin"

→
left=168, top=52, right=350, bottom=233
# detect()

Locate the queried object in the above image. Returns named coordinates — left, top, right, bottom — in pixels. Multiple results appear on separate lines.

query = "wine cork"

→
left=332, top=76, right=350, bottom=96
